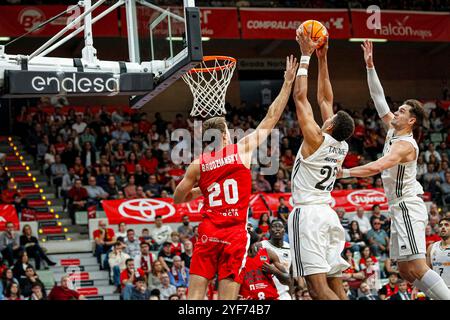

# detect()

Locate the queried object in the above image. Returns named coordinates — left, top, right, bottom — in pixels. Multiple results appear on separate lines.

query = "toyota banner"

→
left=100, top=189, right=411, bottom=224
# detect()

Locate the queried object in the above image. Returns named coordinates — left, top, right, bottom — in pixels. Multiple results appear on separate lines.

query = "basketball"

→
left=300, top=19, right=328, bottom=48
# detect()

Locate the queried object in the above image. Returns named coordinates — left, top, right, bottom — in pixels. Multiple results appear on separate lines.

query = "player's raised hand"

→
left=361, top=39, right=374, bottom=68
left=296, top=27, right=318, bottom=56
left=316, top=37, right=329, bottom=59
left=284, top=55, right=299, bottom=84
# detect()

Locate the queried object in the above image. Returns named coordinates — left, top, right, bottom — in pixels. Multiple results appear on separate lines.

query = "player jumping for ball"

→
left=173, top=56, right=299, bottom=300
left=289, top=29, right=355, bottom=300
left=427, top=217, right=450, bottom=289
left=338, top=40, right=450, bottom=300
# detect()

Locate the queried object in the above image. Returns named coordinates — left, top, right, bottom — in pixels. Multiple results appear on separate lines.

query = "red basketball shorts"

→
left=190, top=219, right=249, bottom=283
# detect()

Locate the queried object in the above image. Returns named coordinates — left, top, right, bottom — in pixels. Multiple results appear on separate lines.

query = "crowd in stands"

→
left=0, top=90, right=449, bottom=299
left=1, top=0, right=449, bottom=11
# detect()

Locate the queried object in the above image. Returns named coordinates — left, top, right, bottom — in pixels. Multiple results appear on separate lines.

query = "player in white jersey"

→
left=338, top=40, right=450, bottom=300
left=427, top=218, right=450, bottom=288
left=289, top=30, right=355, bottom=300
left=260, top=220, right=293, bottom=300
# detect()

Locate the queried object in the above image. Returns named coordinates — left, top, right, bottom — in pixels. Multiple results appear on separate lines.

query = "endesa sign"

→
left=101, top=189, right=405, bottom=224
left=350, top=9, right=450, bottom=42
left=240, top=8, right=351, bottom=40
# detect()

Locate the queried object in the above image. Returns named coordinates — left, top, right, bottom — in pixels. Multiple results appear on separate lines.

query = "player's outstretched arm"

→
left=316, top=37, right=334, bottom=122
left=173, top=159, right=202, bottom=204
left=338, top=141, right=413, bottom=178
left=263, top=248, right=292, bottom=286
left=237, top=55, right=298, bottom=168
left=293, top=29, right=323, bottom=151
left=362, top=40, right=394, bottom=127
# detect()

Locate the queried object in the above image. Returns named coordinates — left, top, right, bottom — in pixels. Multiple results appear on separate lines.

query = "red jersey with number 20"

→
left=198, top=144, right=252, bottom=228
left=240, top=248, right=279, bottom=300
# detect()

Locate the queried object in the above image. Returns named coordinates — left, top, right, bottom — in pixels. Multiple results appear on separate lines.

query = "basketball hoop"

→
left=182, top=55, right=236, bottom=118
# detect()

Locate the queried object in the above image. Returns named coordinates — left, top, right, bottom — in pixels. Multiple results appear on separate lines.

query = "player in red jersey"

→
left=239, top=232, right=290, bottom=300
left=174, top=56, right=298, bottom=300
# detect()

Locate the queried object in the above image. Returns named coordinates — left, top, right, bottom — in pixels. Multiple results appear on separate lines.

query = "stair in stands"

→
left=48, top=252, right=120, bottom=300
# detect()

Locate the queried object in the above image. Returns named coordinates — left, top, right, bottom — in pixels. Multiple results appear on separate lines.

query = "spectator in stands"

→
left=257, top=213, right=270, bottom=239
left=108, top=242, right=130, bottom=291
left=67, top=179, right=88, bottom=224
left=134, top=164, right=149, bottom=187
left=156, top=272, right=176, bottom=300
left=389, top=279, right=412, bottom=300
left=96, top=165, right=110, bottom=190
left=144, top=174, right=163, bottom=198
left=158, top=242, right=175, bottom=272
left=112, top=124, right=131, bottom=147
left=81, top=141, right=96, bottom=170
left=190, top=225, right=199, bottom=248
left=139, top=228, right=153, bottom=245
left=378, top=273, right=398, bottom=300
left=347, top=221, right=366, bottom=253
left=124, top=229, right=141, bottom=259
left=120, top=258, right=145, bottom=300
left=139, top=149, right=159, bottom=175
left=362, top=257, right=381, bottom=293
left=425, top=224, right=441, bottom=248
left=342, top=280, right=357, bottom=300
left=50, top=154, right=68, bottom=195
left=176, top=285, right=187, bottom=300
left=19, top=265, right=46, bottom=299
left=4, top=282, right=23, bottom=300
left=366, top=218, right=390, bottom=257
left=336, top=207, right=350, bottom=231
left=425, top=143, right=442, bottom=163
left=124, top=175, right=138, bottom=198
left=125, top=152, right=138, bottom=175
left=254, top=173, right=272, bottom=192
left=359, top=246, right=380, bottom=271
left=1, top=181, right=28, bottom=217
left=369, top=204, right=389, bottom=232
left=277, top=197, right=290, bottom=226
left=148, top=260, right=164, bottom=288
left=61, top=167, right=78, bottom=211
left=104, top=175, right=120, bottom=200
left=351, top=207, right=371, bottom=234
left=177, top=215, right=194, bottom=240
left=116, top=222, right=127, bottom=240
left=28, top=283, right=46, bottom=300
left=439, top=172, right=450, bottom=206
left=48, top=275, right=86, bottom=300
left=20, top=224, right=56, bottom=269
left=134, top=242, right=155, bottom=282
left=169, top=231, right=184, bottom=256
left=12, top=251, right=33, bottom=284
left=86, top=175, right=109, bottom=208
left=151, top=215, right=172, bottom=248
left=0, top=222, right=21, bottom=266
left=357, top=281, right=379, bottom=300
left=168, top=255, right=189, bottom=287
left=72, top=114, right=87, bottom=134
left=180, top=240, right=193, bottom=269
left=93, top=220, right=116, bottom=266
left=129, top=277, right=152, bottom=300
left=0, top=268, right=18, bottom=300
left=342, top=248, right=365, bottom=289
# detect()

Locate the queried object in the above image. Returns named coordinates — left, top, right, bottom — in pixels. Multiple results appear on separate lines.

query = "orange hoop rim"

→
left=188, top=55, right=237, bottom=73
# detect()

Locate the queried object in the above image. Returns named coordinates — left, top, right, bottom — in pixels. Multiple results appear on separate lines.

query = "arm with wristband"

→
left=362, top=40, right=394, bottom=127
left=293, top=28, right=323, bottom=151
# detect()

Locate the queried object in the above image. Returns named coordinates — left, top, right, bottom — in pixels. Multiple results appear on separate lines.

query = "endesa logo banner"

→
left=239, top=8, right=351, bottom=40
left=350, top=9, right=450, bottom=42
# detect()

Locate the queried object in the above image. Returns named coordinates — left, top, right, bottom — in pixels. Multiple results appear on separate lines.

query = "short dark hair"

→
left=439, top=217, right=450, bottom=225
left=404, top=99, right=424, bottom=129
left=155, top=215, right=162, bottom=220
left=125, top=258, right=134, bottom=265
left=330, top=111, right=355, bottom=142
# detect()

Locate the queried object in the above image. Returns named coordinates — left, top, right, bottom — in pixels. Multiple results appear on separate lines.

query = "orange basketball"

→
left=300, top=20, right=328, bottom=48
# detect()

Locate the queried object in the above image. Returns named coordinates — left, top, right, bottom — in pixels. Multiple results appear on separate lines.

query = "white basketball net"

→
left=182, top=56, right=236, bottom=118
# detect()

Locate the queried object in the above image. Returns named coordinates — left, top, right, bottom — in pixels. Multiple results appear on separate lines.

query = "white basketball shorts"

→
left=389, top=196, right=428, bottom=261
left=288, top=204, right=349, bottom=277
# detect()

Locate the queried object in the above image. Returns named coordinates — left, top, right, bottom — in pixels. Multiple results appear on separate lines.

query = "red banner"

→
left=0, top=5, right=119, bottom=38
left=102, top=189, right=416, bottom=224
left=350, top=9, right=450, bottom=42
left=239, top=8, right=351, bottom=40
left=120, top=7, right=239, bottom=39
left=0, top=205, right=19, bottom=231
